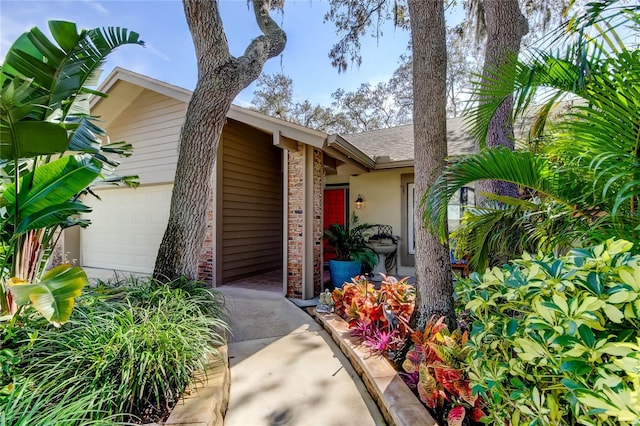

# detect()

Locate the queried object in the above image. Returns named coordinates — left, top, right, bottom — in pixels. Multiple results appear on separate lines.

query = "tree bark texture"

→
left=407, top=0, right=456, bottom=330
left=153, top=0, right=286, bottom=281
left=476, top=0, right=529, bottom=201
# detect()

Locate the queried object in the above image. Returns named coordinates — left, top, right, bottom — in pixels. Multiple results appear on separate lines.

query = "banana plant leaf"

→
left=2, top=21, right=143, bottom=122
left=2, top=155, right=101, bottom=228
left=15, top=201, right=92, bottom=234
left=1, top=21, right=144, bottom=160
left=66, top=115, right=105, bottom=153
left=0, top=75, right=67, bottom=159
left=7, top=264, right=88, bottom=327
left=0, top=121, right=68, bottom=159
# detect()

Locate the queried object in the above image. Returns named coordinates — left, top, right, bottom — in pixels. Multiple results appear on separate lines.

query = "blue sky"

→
left=0, top=0, right=460, bottom=107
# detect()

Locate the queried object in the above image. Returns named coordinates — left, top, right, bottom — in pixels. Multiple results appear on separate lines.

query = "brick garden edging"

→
left=313, top=311, right=438, bottom=426
left=163, top=345, right=230, bottom=426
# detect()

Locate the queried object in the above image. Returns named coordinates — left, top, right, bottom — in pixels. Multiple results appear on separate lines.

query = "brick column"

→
left=287, top=144, right=304, bottom=297
left=313, top=148, right=324, bottom=295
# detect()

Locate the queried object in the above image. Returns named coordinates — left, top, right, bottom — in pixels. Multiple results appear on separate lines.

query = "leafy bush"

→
left=460, top=239, right=640, bottom=425
left=332, top=275, right=414, bottom=355
left=333, top=275, right=414, bottom=324
left=423, top=1, right=640, bottom=271
left=1, top=277, right=229, bottom=424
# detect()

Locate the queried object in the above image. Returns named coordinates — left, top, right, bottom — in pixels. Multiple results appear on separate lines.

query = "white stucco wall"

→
left=349, top=168, right=411, bottom=236
left=325, top=168, right=415, bottom=276
left=351, top=168, right=415, bottom=276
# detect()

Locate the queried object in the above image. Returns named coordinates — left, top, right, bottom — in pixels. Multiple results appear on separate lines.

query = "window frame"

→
left=400, top=173, right=415, bottom=267
left=401, top=172, right=474, bottom=268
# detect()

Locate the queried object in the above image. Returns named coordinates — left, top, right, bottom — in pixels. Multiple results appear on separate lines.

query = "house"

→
left=326, top=122, right=477, bottom=277
left=59, top=67, right=477, bottom=299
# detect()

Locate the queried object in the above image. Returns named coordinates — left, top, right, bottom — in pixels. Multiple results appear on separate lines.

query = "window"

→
left=401, top=172, right=474, bottom=267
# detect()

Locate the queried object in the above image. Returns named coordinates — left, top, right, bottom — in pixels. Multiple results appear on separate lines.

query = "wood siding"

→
left=106, top=90, right=187, bottom=185
left=221, top=120, right=283, bottom=282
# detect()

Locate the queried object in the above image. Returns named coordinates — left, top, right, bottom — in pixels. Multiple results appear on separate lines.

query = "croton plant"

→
left=332, top=275, right=414, bottom=326
left=332, top=274, right=415, bottom=355
left=402, top=316, right=486, bottom=426
left=331, top=275, right=486, bottom=425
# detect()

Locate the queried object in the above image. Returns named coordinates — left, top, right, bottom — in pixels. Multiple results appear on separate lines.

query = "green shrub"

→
left=1, top=378, right=119, bottom=426
left=2, top=277, right=229, bottom=424
left=460, top=239, right=640, bottom=425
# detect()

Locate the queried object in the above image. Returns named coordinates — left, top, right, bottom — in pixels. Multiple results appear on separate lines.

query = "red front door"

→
left=323, top=188, right=347, bottom=261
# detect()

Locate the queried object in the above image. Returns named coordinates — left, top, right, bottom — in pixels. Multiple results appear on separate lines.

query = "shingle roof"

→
left=342, top=117, right=476, bottom=164
left=342, top=113, right=541, bottom=165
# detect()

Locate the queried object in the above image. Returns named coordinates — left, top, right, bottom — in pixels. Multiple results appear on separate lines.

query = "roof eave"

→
left=91, top=67, right=192, bottom=108
left=91, top=68, right=328, bottom=148
left=227, top=105, right=327, bottom=149
left=373, top=159, right=414, bottom=169
left=326, top=134, right=376, bottom=170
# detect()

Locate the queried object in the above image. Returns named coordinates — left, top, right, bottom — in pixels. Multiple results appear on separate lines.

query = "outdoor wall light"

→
left=355, top=194, right=364, bottom=209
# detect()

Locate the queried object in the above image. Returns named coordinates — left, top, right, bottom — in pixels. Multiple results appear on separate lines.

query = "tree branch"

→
left=236, top=0, right=287, bottom=89
left=326, top=0, right=395, bottom=72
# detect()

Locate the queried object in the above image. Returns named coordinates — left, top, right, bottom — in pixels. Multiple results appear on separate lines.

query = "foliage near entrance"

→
left=423, top=0, right=640, bottom=271
left=332, top=275, right=414, bottom=355
left=459, top=239, right=640, bottom=425
left=324, top=214, right=377, bottom=268
left=402, top=316, right=485, bottom=426
left=1, top=277, right=229, bottom=425
left=333, top=275, right=414, bottom=327
left=0, top=20, right=143, bottom=324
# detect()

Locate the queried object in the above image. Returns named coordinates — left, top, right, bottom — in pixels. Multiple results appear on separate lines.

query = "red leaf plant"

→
left=402, top=316, right=486, bottom=425
left=332, top=275, right=415, bottom=355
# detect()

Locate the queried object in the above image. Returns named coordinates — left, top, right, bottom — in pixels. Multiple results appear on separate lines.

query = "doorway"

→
left=323, top=186, right=348, bottom=261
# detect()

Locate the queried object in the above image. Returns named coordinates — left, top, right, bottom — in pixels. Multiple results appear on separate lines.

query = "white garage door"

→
left=81, top=185, right=173, bottom=273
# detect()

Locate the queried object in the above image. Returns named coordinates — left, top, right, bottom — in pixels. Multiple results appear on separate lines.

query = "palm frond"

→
left=452, top=198, right=605, bottom=271
left=451, top=0, right=640, bottom=255
left=466, top=0, right=639, bottom=151
left=422, top=147, right=584, bottom=242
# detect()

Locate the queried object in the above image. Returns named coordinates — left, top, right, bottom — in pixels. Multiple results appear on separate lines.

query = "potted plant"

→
left=324, top=214, right=377, bottom=288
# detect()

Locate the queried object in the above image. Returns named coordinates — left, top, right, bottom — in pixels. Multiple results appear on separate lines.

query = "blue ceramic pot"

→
left=329, top=259, right=361, bottom=288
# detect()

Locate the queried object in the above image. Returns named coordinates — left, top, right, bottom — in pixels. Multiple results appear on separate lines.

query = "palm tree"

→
left=0, top=21, right=143, bottom=324
left=423, top=0, right=640, bottom=271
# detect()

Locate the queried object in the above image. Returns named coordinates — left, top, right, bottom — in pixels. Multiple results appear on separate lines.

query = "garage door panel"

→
left=81, top=185, right=172, bottom=273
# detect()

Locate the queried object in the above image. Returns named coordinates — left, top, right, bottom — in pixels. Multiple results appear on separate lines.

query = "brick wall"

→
left=198, top=188, right=215, bottom=285
left=286, top=144, right=304, bottom=298
left=313, top=148, right=324, bottom=295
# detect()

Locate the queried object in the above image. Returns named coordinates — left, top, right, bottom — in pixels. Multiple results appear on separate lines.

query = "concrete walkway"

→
left=219, top=285, right=385, bottom=426
left=83, top=268, right=385, bottom=425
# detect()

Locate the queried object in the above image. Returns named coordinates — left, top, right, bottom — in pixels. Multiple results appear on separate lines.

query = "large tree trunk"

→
left=476, top=0, right=529, bottom=200
left=407, top=0, right=455, bottom=330
left=153, top=0, right=286, bottom=281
